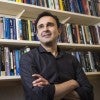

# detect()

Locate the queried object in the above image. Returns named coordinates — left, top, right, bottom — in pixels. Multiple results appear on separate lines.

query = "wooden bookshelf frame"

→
left=0, top=39, right=100, bottom=52
left=0, top=71, right=100, bottom=85
left=0, top=72, right=100, bottom=80
left=0, top=0, right=100, bottom=25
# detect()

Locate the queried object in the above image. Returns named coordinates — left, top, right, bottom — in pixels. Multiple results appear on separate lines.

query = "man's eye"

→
left=38, top=25, right=44, bottom=29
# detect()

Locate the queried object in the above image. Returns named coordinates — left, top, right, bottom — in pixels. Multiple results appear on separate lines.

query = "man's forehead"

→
left=37, top=16, right=56, bottom=23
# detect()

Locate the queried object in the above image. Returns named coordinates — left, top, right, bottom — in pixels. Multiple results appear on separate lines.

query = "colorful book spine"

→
left=59, top=0, right=65, bottom=10
left=27, top=20, right=32, bottom=41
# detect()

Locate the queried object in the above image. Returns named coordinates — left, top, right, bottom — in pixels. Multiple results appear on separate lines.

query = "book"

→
left=21, top=19, right=28, bottom=40
left=0, top=17, right=4, bottom=39
left=3, top=17, right=10, bottom=39
left=58, top=24, right=68, bottom=43
left=71, top=24, right=78, bottom=43
left=92, top=52, right=100, bottom=71
left=9, top=18, right=17, bottom=39
left=0, top=47, right=5, bottom=76
left=83, top=26, right=92, bottom=44
left=9, top=51, right=14, bottom=75
left=76, top=0, right=84, bottom=13
left=64, top=0, right=71, bottom=11
left=66, top=23, right=73, bottom=43
left=89, top=25, right=98, bottom=44
left=16, top=18, right=23, bottom=40
left=95, top=25, right=100, bottom=44
left=81, top=0, right=91, bottom=15
left=48, top=0, right=55, bottom=9
left=59, top=0, right=65, bottom=10
left=81, top=25, right=87, bottom=44
left=27, top=20, right=32, bottom=41
left=4, top=47, right=10, bottom=76
left=54, top=0, right=60, bottom=10
left=88, top=51, right=97, bottom=72
left=15, top=49, right=20, bottom=75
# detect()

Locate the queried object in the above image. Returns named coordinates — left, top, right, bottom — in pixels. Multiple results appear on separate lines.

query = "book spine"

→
left=54, top=0, right=60, bottom=10
left=16, top=18, right=23, bottom=40
left=66, top=23, right=73, bottom=43
left=4, top=47, right=10, bottom=76
left=27, top=20, right=32, bottom=41
left=59, top=0, right=65, bottom=10
left=15, top=50, right=20, bottom=75
left=48, top=0, right=55, bottom=9
left=0, top=17, right=4, bottom=39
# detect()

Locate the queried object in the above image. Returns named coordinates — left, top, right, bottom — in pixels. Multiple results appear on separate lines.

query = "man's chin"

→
left=41, top=41, right=53, bottom=46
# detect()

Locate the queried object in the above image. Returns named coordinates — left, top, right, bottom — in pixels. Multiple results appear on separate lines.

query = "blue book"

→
left=9, top=18, right=17, bottom=39
left=76, top=0, right=84, bottom=14
left=15, top=50, right=20, bottom=75
left=26, top=0, right=31, bottom=4
left=5, top=18, right=10, bottom=39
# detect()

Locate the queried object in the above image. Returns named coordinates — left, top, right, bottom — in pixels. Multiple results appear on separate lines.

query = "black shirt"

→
left=20, top=45, right=93, bottom=100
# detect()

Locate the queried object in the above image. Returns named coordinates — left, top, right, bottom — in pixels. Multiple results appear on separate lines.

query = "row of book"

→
left=72, top=51, right=100, bottom=72
left=0, top=17, right=37, bottom=41
left=0, top=46, right=30, bottom=76
left=0, top=17, right=100, bottom=44
left=59, top=23, right=100, bottom=44
left=0, top=46, right=100, bottom=76
left=5, top=0, right=100, bottom=16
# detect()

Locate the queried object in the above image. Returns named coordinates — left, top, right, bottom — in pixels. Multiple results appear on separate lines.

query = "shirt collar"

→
left=38, top=45, right=65, bottom=58
left=38, top=45, right=47, bottom=53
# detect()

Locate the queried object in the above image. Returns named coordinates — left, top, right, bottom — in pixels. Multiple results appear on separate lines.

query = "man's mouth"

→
left=41, top=32, right=51, bottom=38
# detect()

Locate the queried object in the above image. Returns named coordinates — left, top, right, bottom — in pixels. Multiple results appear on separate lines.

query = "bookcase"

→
left=0, top=0, right=100, bottom=100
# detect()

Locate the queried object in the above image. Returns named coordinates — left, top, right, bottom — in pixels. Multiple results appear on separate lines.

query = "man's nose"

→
left=43, top=25, right=49, bottom=30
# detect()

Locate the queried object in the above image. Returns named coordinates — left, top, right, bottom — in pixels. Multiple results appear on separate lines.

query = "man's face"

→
left=37, top=16, right=60, bottom=45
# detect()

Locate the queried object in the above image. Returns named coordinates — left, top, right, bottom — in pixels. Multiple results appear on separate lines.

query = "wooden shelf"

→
left=0, top=76, right=20, bottom=81
left=0, top=39, right=100, bottom=52
left=0, top=72, right=100, bottom=81
left=0, top=76, right=21, bottom=86
left=0, top=72, right=99, bottom=86
left=0, top=0, right=100, bottom=25
left=86, top=72, right=100, bottom=76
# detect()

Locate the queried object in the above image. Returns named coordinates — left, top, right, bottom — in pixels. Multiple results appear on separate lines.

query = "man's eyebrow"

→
left=47, top=22, right=55, bottom=25
left=37, top=22, right=55, bottom=27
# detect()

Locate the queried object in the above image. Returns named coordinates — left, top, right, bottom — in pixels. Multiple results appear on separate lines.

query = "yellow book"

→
left=59, top=0, right=64, bottom=11
left=27, top=20, right=32, bottom=41
left=19, top=0, right=22, bottom=3
left=16, top=0, right=19, bottom=2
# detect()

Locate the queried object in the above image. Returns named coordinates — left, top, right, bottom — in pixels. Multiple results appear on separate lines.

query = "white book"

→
left=88, top=51, right=97, bottom=72
left=48, top=0, right=55, bottom=9
left=81, top=25, right=87, bottom=44
left=66, top=23, right=73, bottom=43
left=0, top=17, right=4, bottom=39
left=95, top=25, right=100, bottom=44
left=16, top=18, right=22, bottom=40
left=53, top=0, right=60, bottom=10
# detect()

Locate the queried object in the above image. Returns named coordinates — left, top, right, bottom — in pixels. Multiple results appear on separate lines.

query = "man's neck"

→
left=41, top=43, right=58, bottom=57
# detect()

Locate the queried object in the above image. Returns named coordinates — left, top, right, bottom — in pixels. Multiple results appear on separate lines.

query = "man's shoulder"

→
left=62, top=51, right=74, bottom=57
left=21, top=47, right=39, bottom=58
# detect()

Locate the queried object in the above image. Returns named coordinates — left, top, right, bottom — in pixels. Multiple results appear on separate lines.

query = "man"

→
left=20, top=11, right=94, bottom=100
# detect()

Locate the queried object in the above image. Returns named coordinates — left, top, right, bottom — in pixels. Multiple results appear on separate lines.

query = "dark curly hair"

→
left=35, top=11, right=60, bottom=31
